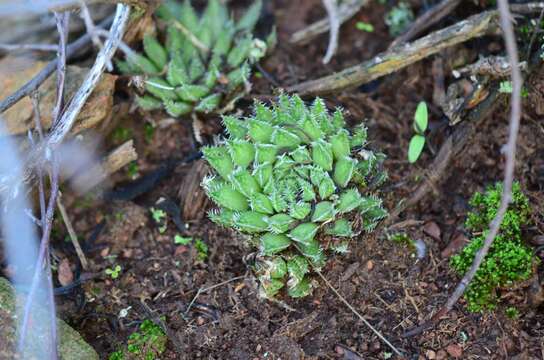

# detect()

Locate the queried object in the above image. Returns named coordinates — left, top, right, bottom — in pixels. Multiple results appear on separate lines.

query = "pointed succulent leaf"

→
left=333, top=156, right=357, bottom=187
left=350, top=125, right=368, bottom=147
left=223, top=116, right=248, bottom=139
left=208, top=185, right=248, bottom=211
left=311, top=139, right=333, bottom=171
left=255, top=144, right=278, bottom=164
left=311, top=201, right=335, bottom=222
left=297, top=240, right=325, bottom=266
left=249, top=192, right=274, bottom=214
left=232, top=169, right=261, bottom=197
left=252, top=163, right=273, bottom=188
left=143, top=35, right=168, bottom=70
left=359, top=196, right=383, bottom=213
left=135, top=95, right=162, bottom=111
left=290, top=146, right=311, bottom=163
left=202, top=0, right=228, bottom=38
left=236, top=0, right=262, bottom=31
left=145, top=77, right=177, bottom=101
left=166, top=54, right=189, bottom=86
left=260, top=277, right=284, bottom=297
left=188, top=56, right=205, bottom=82
left=228, top=140, right=255, bottom=168
left=213, top=24, right=235, bottom=55
left=337, top=189, right=362, bottom=213
left=299, top=179, right=316, bottom=202
left=165, top=24, right=183, bottom=54
left=175, top=84, right=210, bottom=102
left=164, top=100, right=192, bottom=117
left=261, top=233, right=291, bottom=255
left=289, top=202, right=311, bottom=220
left=195, top=94, right=222, bottom=113
left=268, top=257, right=287, bottom=279
left=266, top=213, right=294, bottom=234
left=208, top=209, right=237, bottom=227
left=202, top=146, right=234, bottom=179
left=287, top=277, right=312, bottom=298
left=325, top=219, right=353, bottom=237
left=227, top=35, right=253, bottom=68
left=288, top=222, right=318, bottom=245
left=287, top=255, right=309, bottom=285
left=318, top=175, right=336, bottom=200
left=267, top=188, right=286, bottom=212
left=330, top=129, right=351, bottom=160
left=332, top=108, right=346, bottom=130
left=234, top=211, right=268, bottom=233
left=248, top=119, right=274, bottom=143
left=300, top=114, right=323, bottom=141
left=226, top=62, right=250, bottom=91
left=272, top=127, right=302, bottom=149
left=255, top=101, right=274, bottom=123
left=127, top=54, right=160, bottom=74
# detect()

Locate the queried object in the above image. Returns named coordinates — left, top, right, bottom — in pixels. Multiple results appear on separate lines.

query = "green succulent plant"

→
left=117, top=0, right=275, bottom=116
left=202, top=95, right=388, bottom=298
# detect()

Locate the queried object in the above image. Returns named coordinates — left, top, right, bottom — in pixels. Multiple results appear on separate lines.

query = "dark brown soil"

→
left=10, top=1, right=544, bottom=359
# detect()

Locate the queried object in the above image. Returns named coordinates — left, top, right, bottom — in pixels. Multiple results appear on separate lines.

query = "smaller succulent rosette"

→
left=118, top=0, right=275, bottom=116
left=202, top=95, right=387, bottom=298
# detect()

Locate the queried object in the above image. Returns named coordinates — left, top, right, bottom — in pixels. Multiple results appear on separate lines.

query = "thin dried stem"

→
left=52, top=12, right=70, bottom=127
left=322, top=0, right=340, bottom=64
left=56, top=193, right=89, bottom=270
left=314, top=270, right=403, bottom=357
left=0, top=43, right=58, bottom=52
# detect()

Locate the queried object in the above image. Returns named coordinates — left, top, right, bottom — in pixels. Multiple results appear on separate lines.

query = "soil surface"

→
left=4, top=1, right=544, bottom=359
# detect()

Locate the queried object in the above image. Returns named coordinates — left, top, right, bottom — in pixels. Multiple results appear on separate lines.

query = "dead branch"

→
left=56, top=193, right=89, bottom=270
left=46, top=4, right=130, bottom=148
left=52, top=12, right=70, bottom=127
left=0, top=44, right=58, bottom=52
left=288, top=10, right=501, bottom=95
left=389, top=0, right=461, bottom=48
left=287, top=3, right=544, bottom=96
left=290, top=0, right=368, bottom=45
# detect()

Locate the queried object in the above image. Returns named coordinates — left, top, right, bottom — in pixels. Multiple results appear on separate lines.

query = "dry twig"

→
left=322, top=0, right=340, bottom=64
left=56, top=194, right=89, bottom=270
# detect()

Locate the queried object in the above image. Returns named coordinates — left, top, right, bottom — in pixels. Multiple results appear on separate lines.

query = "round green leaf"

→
left=408, top=134, right=425, bottom=163
left=414, top=101, right=428, bottom=134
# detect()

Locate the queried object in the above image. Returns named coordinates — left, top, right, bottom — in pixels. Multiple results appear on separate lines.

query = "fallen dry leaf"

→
left=423, top=221, right=441, bottom=241
left=441, top=232, right=469, bottom=258
left=446, top=344, right=463, bottom=358
left=57, top=258, right=74, bottom=287
left=0, top=56, right=116, bottom=135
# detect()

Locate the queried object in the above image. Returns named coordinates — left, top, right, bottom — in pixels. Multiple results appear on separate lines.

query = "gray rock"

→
left=0, top=277, right=99, bottom=359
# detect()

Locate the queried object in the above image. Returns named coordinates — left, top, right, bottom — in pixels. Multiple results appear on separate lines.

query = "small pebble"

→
left=446, top=344, right=463, bottom=358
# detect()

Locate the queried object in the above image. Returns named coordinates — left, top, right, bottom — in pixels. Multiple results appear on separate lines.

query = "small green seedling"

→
left=408, top=101, right=428, bottom=163
left=127, top=162, right=139, bottom=179
left=194, top=239, right=209, bottom=261
left=499, top=81, right=529, bottom=98
left=384, top=2, right=414, bottom=36
left=506, top=306, right=519, bottom=319
left=105, top=265, right=122, bottom=279
left=108, top=319, right=167, bottom=360
left=356, top=21, right=374, bottom=32
left=174, top=234, right=192, bottom=245
left=150, top=207, right=167, bottom=233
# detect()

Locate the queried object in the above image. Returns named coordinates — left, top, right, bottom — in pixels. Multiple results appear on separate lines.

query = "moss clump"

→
left=450, top=182, right=537, bottom=312
left=118, top=0, right=274, bottom=117
left=202, top=95, right=387, bottom=298
left=108, top=320, right=167, bottom=360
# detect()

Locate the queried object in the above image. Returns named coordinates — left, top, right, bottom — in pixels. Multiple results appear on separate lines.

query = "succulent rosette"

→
left=202, top=95, right=387, bottom=297
left=118, top=0, right=275, bottom=116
